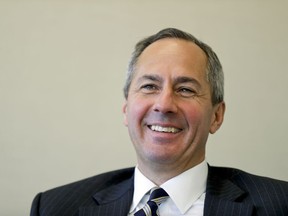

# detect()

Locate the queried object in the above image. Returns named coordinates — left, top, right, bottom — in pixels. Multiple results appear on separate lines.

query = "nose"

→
left=152, top=89, right=178, bottom=114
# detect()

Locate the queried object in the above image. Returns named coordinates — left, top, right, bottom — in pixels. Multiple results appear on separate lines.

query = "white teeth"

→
left=150, top=125, right=180, bottom=133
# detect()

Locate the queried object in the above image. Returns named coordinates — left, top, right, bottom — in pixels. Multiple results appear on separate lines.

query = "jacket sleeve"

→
left=30, top=193, right=42, bottom=216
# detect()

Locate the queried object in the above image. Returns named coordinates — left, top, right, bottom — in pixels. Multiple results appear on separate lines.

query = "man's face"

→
left=123, top=38, right=224, bottom=170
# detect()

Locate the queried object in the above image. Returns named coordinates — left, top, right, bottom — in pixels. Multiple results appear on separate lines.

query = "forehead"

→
left=134, top=38, right=208, bottom=81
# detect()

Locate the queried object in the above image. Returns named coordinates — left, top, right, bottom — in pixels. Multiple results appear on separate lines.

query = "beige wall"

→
left=1, top=1, right=287, bottom=215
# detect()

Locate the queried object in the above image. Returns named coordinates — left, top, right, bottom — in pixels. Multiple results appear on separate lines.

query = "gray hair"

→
left=123, top=28, right=224, bottom=105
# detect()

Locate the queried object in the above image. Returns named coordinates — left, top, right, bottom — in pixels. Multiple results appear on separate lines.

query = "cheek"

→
left=126, top=99, right=148, bottom=126
left=184, top=106, right=211, bottom=129
left=185, top=107, right=202, bottom=123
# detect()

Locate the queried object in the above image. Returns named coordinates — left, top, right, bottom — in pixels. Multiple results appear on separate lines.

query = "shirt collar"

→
left=130, top=160, right=208, bottom=214
left=129, top=166, right=157, bottom=213
left=161, top=160, right=208, bottom=213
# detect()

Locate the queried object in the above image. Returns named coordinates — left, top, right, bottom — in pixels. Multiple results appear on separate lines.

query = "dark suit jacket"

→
left=30, top=166, right=288, bottom=216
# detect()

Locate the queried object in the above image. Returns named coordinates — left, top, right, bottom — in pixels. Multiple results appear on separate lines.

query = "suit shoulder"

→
left=44, top=167, right=134, bottom=194
left=209, top=166, right=288, bottom=204
left=209, top=166, right=288, bottom=187
left=206, top=166, right=288, bottom=215
left=31, top=167, right=134, bottom=216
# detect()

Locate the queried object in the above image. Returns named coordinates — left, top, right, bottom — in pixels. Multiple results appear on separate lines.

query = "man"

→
left=30, top=28, right=288, bottom=216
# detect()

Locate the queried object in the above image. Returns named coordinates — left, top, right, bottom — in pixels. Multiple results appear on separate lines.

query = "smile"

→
left=148, top=125, right=182, bottom=133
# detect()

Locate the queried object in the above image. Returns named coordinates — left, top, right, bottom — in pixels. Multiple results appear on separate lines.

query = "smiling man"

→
left=123, top=38, right=224, bottom=187
left=31, top=28, right=288, bottom=216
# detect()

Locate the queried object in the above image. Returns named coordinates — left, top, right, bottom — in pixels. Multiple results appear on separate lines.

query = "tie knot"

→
left=134, top=187, right=169, bottom=216
left=149, top=187, right=169, bottom=206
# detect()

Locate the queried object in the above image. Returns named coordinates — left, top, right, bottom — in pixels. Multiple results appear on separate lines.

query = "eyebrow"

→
left=137, top=74, right=201, bottom=88
left=137, top=74, right=163, bottom=83
left=174, top=76, right=201, bottom=88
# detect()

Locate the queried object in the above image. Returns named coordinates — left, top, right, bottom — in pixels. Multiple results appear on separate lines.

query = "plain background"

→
left=1, top=1, right=288, bottom=215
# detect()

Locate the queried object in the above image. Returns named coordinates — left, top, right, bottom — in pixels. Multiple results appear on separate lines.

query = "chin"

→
left=146, top=151, right=179, bottom=164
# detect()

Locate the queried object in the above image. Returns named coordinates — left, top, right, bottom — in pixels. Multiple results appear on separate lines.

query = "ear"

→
left=122, top=101, right=128, bottom=126
left=209, top=101, right=225, bottom=134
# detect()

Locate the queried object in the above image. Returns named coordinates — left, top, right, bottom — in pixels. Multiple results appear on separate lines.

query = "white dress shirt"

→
left=128, top=160, right=208, bottom=216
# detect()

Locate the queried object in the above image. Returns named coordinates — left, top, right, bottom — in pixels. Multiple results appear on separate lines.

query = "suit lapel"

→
left=204, top=166, right=254, bottom=216
left=79, top=173, right=134, bottom=216
left=78, top=166, right=256, bottom=216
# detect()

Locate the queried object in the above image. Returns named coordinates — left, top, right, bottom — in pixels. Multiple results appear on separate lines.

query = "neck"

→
left=137, top=157, right=205, bottom=185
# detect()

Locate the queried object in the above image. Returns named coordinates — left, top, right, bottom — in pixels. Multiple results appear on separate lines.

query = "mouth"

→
left=148, top=125, right=182, bottom=133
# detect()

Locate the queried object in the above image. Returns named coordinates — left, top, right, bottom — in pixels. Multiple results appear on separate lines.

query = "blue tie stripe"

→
left=134, top=187, right=169, bottom=216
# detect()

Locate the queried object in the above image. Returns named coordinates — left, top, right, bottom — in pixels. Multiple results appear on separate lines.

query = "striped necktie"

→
left=134, top=187, right=169, bottom=216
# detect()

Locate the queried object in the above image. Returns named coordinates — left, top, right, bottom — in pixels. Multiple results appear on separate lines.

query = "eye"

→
left=177, top=87, right=197, bottom=97
left=140, top=84, right=159, bottom=93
